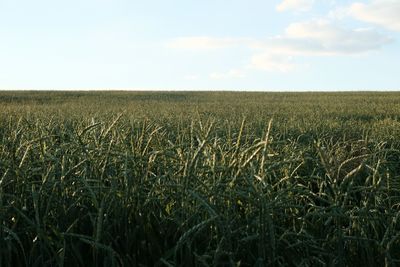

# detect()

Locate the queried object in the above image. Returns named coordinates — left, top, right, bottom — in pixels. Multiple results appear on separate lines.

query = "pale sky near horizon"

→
left=0, top=0, right=399, bottom=91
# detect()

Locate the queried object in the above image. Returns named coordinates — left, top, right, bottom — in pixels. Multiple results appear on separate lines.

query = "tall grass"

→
left=0, top=91, right=400, bottom=266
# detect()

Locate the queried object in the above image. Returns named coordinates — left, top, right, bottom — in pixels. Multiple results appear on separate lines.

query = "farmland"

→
left=1, top=91, right=400, bottom=266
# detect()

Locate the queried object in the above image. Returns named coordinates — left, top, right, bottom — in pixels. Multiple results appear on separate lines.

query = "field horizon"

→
left=1, top=89, right=400, bottom=93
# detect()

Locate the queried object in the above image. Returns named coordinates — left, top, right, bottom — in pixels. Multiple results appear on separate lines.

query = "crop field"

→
left=1, top=91, right=400, bottom=266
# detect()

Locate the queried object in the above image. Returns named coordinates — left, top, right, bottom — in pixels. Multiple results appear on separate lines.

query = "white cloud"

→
left=348, top=0, right=400, bottom=32
left=276, top=0, right=315, bottom=12
left=167, top=36, right=250, bottom=50
left=248, top=53, right=296, bottom=72
left=168, top=19, right=390, bottom=57
left=209, top=69, right=246, bottom=79
left=279, top=20, right=391, bottom=55
left=169, top=20, right=391, bottom=73
left=327, top=6, right=350, bottom=20
left=249, top=19, right=390, bottom=72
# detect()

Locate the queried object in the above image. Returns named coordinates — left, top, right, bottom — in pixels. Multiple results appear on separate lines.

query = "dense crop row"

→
left=1, top=91, right=400, bottom=266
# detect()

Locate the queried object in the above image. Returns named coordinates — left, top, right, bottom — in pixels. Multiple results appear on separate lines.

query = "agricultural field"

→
left=1, top=91, right=400, bottom=266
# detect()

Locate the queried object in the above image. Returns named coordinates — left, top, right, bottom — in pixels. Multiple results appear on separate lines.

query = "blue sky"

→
left=0, top=0, right=399, bottom=90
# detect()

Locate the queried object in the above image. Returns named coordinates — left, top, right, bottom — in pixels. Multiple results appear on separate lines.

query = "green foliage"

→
left=1, top=91, right=400, bottom=266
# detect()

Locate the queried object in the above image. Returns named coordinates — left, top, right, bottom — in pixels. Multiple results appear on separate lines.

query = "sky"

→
left=0, top=0, right=399, bottom=91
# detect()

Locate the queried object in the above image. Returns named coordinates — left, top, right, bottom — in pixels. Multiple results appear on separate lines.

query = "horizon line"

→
left=1, top=88, right=400, bottom=92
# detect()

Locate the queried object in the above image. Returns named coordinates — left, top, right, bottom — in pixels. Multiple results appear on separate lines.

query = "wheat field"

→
left=1, top=91, right=400, bottom=266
